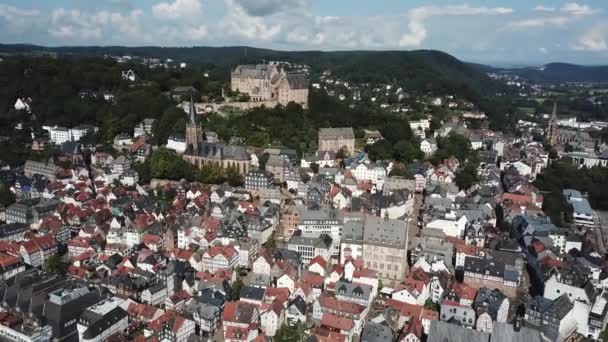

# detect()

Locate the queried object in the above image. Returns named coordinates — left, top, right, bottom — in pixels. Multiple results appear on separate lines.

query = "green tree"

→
left=393, top=140, right=423, bottom=163
left=275, top=321, right=307, bottom=342
left=44, top=254, right=61, bottom=273
left=229, top=279, right=243, bottom=301
left=366, top=139, right=392, bottom=162
left=424, top=299, right=440, bottom=311
left=196, top=163, right=226, bottom=184
left=258, top=153, right=270, bottom=170
left=148, top=148, right=193, bottom=180
left=0, top=185, right=15, bottom=207
left=226, top=167, right=244, bottom=187
left=309, top=162, right=319, bottom=174
left=336, top=146, right=350, bottom=159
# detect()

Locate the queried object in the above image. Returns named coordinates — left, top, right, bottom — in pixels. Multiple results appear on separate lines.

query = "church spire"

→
left=185, top=92, right=203, bottom=152
left=547, top=101, right=558, bottom=146
left=189, top=94, right=197, bottom=126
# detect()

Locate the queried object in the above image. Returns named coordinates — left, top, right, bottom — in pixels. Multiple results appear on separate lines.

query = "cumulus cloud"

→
left=0, top=4, right=40, bottom=19
left=233, top=0, right=309, bottom=17
left=534, top=5, right=555, bottom=12
left=218, top=0, right=282, bottom=41
left=505, top=16, right=570, bottom=30
left=560, top=2, right=598, bottom=16
left=0, top=4, right=41, bottom=34
left=399, top=5, right=513, bottom=48
left=575, top=24, right=608, bottom=51
left=506, top=2, right=598, bottom=31
left=49, top=8, right=142, bottom=41
left=152, top=0, right=202, bottom=20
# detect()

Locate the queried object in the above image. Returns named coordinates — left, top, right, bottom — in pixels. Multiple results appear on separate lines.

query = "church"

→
left=183, top=97, right=251, bottom=174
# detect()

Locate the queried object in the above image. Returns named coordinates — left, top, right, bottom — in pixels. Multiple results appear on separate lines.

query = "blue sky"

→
left=0, top=0, right=607, bottom=65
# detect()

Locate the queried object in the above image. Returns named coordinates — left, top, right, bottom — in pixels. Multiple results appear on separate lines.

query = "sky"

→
left=0, top=0, right=607, bottom=65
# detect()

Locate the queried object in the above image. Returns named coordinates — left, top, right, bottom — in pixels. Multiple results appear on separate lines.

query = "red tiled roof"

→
left=204, top=245, right=236, bottom=259
left=303, top=271, right=324, bottom=288
left=0, top=253, right=20, bottom=268
left=319, top=294, right=365, bottom=315
left=451, top=281, right=477, bottom=301
left=68, top=236, right=91, bottom=249
left=401, top=316, right=424, bottom=339
left=127, top=302, right=160, bottom=320
left=142, top=234, right=163, bottom=246
left=309, top=255, right=327, bottom=269
left=321, top=313, right=353, bottom=332
left=386, top=299, right=423, bottom=319
left=263, top=287, right=290, bottom=303
left=310, top=327, right=347, bottom=342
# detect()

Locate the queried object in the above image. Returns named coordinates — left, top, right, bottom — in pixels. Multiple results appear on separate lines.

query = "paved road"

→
left=404, top=191, right=424, bottom=275
left=596, top=210, right=608, bottom=254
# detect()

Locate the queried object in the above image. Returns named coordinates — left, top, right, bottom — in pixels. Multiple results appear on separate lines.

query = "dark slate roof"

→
left=361, top=321, right=394, bottom=342
left=0, top=223, right=29, bottom=239
left=186, top=142, right=249, bottom=161
left=428, top=320, right=489, bottom=342
left=61, top=142, right=82, bottom=156
left=474, top=288, right=507, bottom=320
left=285, top=74, right=309, bottom=89
left=239, top=286, right=265, bottom=302
left=288, top=296, right=307, bottom=314
left=81, top=306, right=128, bottom=339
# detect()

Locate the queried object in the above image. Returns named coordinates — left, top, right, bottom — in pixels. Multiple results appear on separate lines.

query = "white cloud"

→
left=49, top=8, right=142, bottom=41
left=534, top=5, right=555, bottom=12
left=575, top=24, right=608, bottom=51
left=152, top=0, right=202, bottom=20
left=218, top=0, right=282, bottom=41
left=0, top=4, right=41, bottom=32
left=505, top=16, right=570, bottom=30
left=560, top=2, right=598, bottom=16
left=505, top=3, right=598, bottom=31
left=184, top=25, right=209, bottom=40
left=539, top=47, right=548, bottom=54
left=399, top=5, right=513, bottom=47
left=0, top=4, right=40, bottom=19
left=233, top=0, right=309, bottom=17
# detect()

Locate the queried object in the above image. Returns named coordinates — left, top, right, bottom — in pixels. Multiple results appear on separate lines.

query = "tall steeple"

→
left=188, top=94, right=197, bottom=126
left=185, top=94, right=203, bottom=151
left=547, top=102, right=558, bottom=146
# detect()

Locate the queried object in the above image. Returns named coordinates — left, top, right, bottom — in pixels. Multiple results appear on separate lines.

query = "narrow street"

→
left=596, top=211, right=608, bottom=254
left=404, top=191, right=424, bottom=274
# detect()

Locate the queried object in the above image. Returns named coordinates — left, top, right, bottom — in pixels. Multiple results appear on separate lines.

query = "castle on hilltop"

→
left=231, top=63, right=309, bottom=108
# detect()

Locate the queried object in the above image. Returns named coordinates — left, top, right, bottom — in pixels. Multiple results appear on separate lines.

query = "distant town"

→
left=0, top=47, right=607, bottom=342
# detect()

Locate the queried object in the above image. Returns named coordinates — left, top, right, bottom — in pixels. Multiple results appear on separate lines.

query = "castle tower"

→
left=185, top=95, right=203, bottom=151
left=547, top=102, right=558, bottom=146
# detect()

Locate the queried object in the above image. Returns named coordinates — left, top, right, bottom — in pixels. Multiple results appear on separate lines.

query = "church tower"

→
left=547, top=102, right=558, bottom=146
left=185, top=95, right=203, bottom=151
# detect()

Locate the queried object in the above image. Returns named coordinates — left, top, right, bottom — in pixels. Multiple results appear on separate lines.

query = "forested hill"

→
left=0, top=44, right=503, bottom=97
left=478, top=62, right=608, bottom=83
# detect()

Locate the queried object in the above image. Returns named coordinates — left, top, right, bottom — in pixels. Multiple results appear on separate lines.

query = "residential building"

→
left=563, top=189, right=595, bottom=227
left=298, top=208, right=343, bottom=257
left=245, top=170, right=274, bottom=191
left=361, top=215, right=408, bottom=282
left=410, top=119, right=430, bottom=138
left=265, top=155, right=290, bottom=183
left=44, top=284, right=103, bottom=340
left=318, top=127, right=355, bottom=155
left=524, top=295, right=576, bottom=342
left=288, top=232, right=333, bottom=264
left=77, top=297, right=128, bottom=342
left=24, top=160, right=61, bottom=181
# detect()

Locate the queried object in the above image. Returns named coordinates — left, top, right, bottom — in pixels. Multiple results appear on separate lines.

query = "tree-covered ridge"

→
left=534, top=159, right=608, bottom=225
